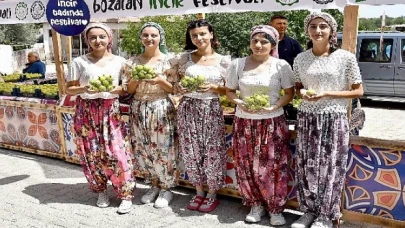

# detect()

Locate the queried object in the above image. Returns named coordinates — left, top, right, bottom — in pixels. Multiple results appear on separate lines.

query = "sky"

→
left=358, top=5, right=405, bottom=18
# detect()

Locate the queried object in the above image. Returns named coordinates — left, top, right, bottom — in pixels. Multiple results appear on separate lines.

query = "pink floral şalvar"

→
left=74, top=97, right=136, bottom=200
left=232, top=115, right=290, bottom=213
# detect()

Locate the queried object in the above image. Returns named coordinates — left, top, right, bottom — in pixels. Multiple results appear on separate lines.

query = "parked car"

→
left=338, top=31, right=405, bottom=97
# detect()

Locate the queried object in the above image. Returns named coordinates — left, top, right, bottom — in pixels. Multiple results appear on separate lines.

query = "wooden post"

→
left=197, top=13, right=205, bottom=20
left=65, top=36, right=72, bottom=65
left=340, top=4, right=360, bottom=220
left=341, top=5, right=360, bottom=121
left=51, top=30, right=66, bottom=96
left=341, top=5, right=359, bottom=54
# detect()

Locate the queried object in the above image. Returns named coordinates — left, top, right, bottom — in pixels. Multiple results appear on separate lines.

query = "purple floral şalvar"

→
left=74, top=97, right=136, bottom=200
left=296, top=112, right=349, bottom=220
left=177, top=97, right=226, bottom=190
left=232, top=115, right=290, bottom=213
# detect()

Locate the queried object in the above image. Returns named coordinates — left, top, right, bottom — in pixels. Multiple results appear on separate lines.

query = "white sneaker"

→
left=245, top=205, right=266, bottom=223
left=310, top=218, right=333, bottom=228
left=270, top=213, right=286, bottom=226
left=117, top=199, right=133, bottom=214
left=141, top=187, right=160, bottom=204
left=291, top=213, right=316, bottom=228
left=154, top=190, right=173, bottom=208
left=96, top=191, right=110, bottom=208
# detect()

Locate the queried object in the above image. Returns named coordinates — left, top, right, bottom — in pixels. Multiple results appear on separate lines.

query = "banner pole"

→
left=51, top=30, right=66, bottom=96
left=65, top=36, right=72, bottom=66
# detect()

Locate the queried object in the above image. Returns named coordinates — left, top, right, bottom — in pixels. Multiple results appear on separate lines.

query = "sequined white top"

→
left=226, top=57, right=294, bottom=119
left=293, top=49, right=362, bottom=114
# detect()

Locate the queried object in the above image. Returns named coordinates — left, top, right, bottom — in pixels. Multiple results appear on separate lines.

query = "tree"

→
left=120, top=12, right=405, bottom=58
left=120, top=15, right=194, bottom=55
left=0, top=24, right=42, bottom=50
left=121, top=11, right=314, bottom=58
left=207, top=10, right=313, bottom=57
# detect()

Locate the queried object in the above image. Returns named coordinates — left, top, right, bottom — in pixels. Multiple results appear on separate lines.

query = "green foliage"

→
left=119, top=11, right=405, bottom=58
left=206, top=10, right=312, bottom=57
left=359, top=16, right=405, bottom=31
left=0, top=24, right=41, bottom=50
left=120, top=15, right=194, bottom=55
left=120, top=11, right=316, bottom=57
left=206, top=12, right=272, bottom=57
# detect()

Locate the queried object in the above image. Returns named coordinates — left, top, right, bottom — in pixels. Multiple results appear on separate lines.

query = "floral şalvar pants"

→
left=74, top=97, right=135, bottom=200
left=177, top=97, right=226, bottom=190
left=232, top=115, right=290, bottom=213
left=130, top=97, right=177, bottom=189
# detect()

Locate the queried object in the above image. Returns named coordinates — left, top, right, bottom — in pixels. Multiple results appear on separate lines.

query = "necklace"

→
left=197, top=52, right=214, bottom=61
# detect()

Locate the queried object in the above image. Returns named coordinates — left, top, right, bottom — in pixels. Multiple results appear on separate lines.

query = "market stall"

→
left=0, top=0, right=405, bottom=227
left=0, top=72, right=61, bottom=157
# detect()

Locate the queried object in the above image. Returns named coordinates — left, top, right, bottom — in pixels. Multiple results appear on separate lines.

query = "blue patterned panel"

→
left=61, top=113, right=77, bottom=159
left=345, top=144, right=405, bottom=221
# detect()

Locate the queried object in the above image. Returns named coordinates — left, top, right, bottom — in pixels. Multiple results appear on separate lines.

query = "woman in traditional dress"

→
left=176, top=19, right=231, bottom=213
left=123, top=22, right=177, bottom=209
left=291, top=12, right=363, bottom=228
left=226, top=25, right=294, bottom=226
left=66, top=23, right=135, bottom=214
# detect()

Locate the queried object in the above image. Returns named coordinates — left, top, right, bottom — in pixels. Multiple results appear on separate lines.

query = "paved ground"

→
left=359, top=100, right=405, bottom=141
left=0, top=149, right=386, bottom=228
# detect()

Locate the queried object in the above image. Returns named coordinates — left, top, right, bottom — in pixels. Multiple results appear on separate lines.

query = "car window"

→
left=359, top=38, right=394, bottom=63
left=402, top=39, right=405, bottom=63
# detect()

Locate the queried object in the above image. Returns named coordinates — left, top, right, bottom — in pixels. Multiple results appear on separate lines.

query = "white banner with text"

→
left=0, top=0, right=351, bottom=25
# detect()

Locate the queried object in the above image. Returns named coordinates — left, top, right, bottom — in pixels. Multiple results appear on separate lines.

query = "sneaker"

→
left=291, top=213, right=316, bottom=228
left=141, top=187, right=160, bottom=204
left=154, top=190, right=173, bottom=208
left=117, top=199, right=132, bottom=214
left=96, top=191, right=110, bottom=208
left=245, top=205, right=266, bottom=223
left=310, top=218, right=333, bottom=228
left=270, top=213, right=286, bottom=226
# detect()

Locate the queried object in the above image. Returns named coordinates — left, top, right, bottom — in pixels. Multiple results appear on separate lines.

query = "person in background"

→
left=226, top=25, right=294, bottom=226
left=66, top=23, right=136, bottom=214
left=269, top=15, right=303, bottom=67
left=23, top=52, right=46, bottom=78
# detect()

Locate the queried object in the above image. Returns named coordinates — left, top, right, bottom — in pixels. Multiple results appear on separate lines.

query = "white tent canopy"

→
left=348, top=0, right=405, bottom=5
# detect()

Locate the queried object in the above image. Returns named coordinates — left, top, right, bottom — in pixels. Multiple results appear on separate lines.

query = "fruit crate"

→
left=12, top=87, right=21, bottom=96
left=1, top=91, right=13, bottom=96
left=21, top=93, right=36, bottom=98
left=43, top=94, right=59, bottom=100
left=34, top=78, right=57, bottom=85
